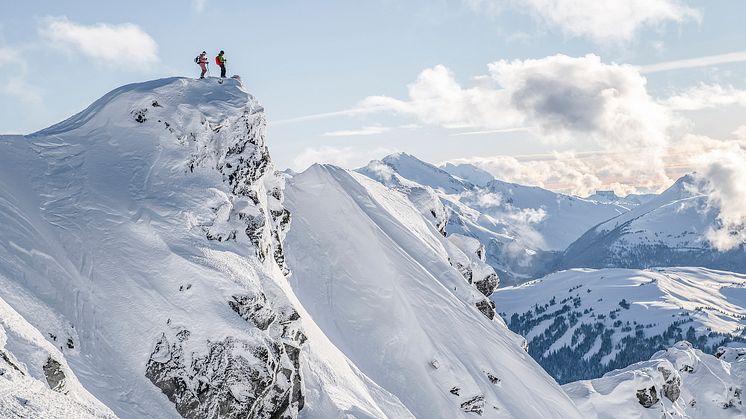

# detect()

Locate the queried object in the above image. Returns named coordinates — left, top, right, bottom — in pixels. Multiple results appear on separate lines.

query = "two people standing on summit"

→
left=195, top=50, right=227, bottom=79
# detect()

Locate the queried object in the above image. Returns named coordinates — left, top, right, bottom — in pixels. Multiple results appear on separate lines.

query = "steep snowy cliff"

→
left=0, top=77, right=302, bottom=418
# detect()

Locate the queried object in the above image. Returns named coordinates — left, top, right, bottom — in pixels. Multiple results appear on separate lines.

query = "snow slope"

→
left=359, top=153, right=627, bottom=283
left=565, top=341, right=745, bottom=418
left=0, top=295, right=116, bottom=418
left=492, top=267, right=746, bottom=383
left=561, top=175, right=746, bottom=272
left=284, top=164, right=583, bottom=418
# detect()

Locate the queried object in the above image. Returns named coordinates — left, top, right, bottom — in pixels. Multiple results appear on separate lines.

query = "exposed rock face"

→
left=192, top=106, right=291, bottom=274
left=475, top=300, right=496, bottom=320
left=141, top=82, right=304, bottom=418
left=636, top=386, right=659, bottom=408
left=145, top=322, right=304, bottom=419
left=658, top=366, right=681, bottom=402
left=446, top=234, right=500, bottom=320
left=43, top=358, right=66, bottom=392
left=460, top=394, right=485, bottom=414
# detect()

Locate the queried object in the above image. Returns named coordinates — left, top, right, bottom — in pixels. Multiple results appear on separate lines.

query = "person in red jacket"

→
left=197, top=51, right=208, bottom=79
left=216, top=50, right=226, bottom=78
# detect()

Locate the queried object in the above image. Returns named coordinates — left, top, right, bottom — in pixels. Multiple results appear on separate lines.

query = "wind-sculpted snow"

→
left=564, top=341, right=745, bottom=418
left=359, top=153, right=628, bottom=284
left=0, top=296, right=116, bottom=418
left=284, top=164, right=582, bottom=418
left=493, top=267, right=746, bottom=384
left=0, top=77, right=302, bottom=418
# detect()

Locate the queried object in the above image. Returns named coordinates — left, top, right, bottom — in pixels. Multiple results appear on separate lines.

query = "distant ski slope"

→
left=493, top=267, right=746, bottom=383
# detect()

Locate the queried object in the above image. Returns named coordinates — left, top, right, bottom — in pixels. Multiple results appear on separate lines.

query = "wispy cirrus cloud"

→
left=39, top=16, right=158, bottom=68
left=322, top=126, right=391, bottom=137
left=640, top=51, right=746, bottom=73
left=467, top=0, right=700, bottom=44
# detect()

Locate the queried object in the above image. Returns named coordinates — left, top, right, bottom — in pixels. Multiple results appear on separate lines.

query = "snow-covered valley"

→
left=0, top=77, right=745, bottom=418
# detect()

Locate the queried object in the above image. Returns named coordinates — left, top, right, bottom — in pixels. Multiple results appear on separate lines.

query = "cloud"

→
left=364, top=54, right=673, bottom=151
left=691, top=143, right=746, bottom=251
left=322, top=126, right=391, bottom=137
left=292, top=146, right=398, bottom=172
left=0, top=44, right=43, bottom=107
left=468, top=0, right=700, bottom=44
left=660, top=83, right=746, bottom=110
left=641, top=51, right=746, bottom=73
left=39, top=16, right=158, bottom=67
left=449, top=127, right=530, bottom=136
left=193, top=0, right=208, bottom=13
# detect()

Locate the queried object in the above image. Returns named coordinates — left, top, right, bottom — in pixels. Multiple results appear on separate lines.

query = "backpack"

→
left=195, top=56, right=199, bottom=64
left=215, top=56, right=221, bottom=65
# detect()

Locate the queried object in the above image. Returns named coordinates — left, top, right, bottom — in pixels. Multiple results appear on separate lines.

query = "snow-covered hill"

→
left=565, top=341, right=745, bottom=418
left=284, top=164, right=582, bottom=418
left=561, top=175, right=746, bottom=272
left=492, top=267, right=746, bottom=384
left=359, top=153, right=628, bottom=283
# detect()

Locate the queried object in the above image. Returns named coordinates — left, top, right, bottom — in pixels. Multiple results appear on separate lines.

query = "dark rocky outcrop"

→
left=635, top=386, right=659, bottom=408
left=43, top=357, right=66, bottom=392
left=658, top=366, right=681, bottom=402
left=460, top=394, right=485, bottom=415
left=146, top=321, right=305, bottom=419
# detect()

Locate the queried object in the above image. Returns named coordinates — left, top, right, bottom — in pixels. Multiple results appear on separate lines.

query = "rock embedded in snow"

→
left=564, top=341, right=746, bottom=418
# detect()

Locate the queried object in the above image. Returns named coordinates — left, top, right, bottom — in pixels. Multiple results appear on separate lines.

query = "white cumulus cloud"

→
left=39, top=16, right=158, bottom=68
left=692, top=143, right=746, bottom=251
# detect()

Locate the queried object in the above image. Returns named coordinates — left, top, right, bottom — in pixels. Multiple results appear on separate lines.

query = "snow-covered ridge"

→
left=561, top=174, right=746, bottom=273
left=284, top=163, right=582, bottom=418
left=358, top=152, right=628, bottom=283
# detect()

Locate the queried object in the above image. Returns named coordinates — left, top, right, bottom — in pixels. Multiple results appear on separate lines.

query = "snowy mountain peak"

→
left=0, top=77, right=303, bottom=418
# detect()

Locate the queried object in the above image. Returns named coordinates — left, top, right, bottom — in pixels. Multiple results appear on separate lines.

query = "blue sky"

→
left=2, top=0, right=746, bottom=194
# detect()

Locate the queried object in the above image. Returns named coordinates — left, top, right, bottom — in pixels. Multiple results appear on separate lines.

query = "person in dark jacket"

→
left=216, top=51, right=227, bottom=78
